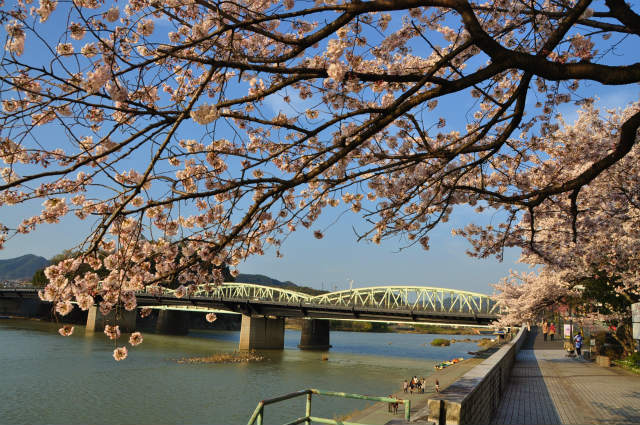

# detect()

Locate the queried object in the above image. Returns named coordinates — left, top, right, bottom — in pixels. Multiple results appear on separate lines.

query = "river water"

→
left=0, top=319, right=489, bottom=424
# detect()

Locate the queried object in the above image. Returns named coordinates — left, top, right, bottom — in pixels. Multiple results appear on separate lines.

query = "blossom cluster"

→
left=0, top=0, right=636, bottom=358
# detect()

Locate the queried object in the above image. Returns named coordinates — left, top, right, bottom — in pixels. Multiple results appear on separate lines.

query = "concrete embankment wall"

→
left=422, top=327, right=528, bottom=425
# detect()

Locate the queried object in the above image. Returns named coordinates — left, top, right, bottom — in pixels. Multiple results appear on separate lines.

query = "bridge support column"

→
left=86, top=306, right=136, bottom=333
left=155, top=310, right=189, bottom=335
left=298, top=319, right=331, bottom=350
left=239, top=315, right=284, bottom=350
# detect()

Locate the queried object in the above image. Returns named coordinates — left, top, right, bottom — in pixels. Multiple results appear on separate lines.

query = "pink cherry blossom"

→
left=104, top=325, right=121, bottom=340
left=58, top=325, right=74, bottom=336
left=113, top=346, right=128, bottom=361
left=128, top=332, right=143, bottom=346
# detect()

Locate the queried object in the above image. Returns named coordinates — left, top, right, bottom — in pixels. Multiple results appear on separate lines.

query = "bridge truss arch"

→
left=307, top=286, right=500, bottom=315
left=140, top=283, right=500, bottom=320
left=155, top=282, right=312, bottom=304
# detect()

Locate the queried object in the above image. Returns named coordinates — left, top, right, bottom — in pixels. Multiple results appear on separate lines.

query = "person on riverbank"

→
left=410, top=376, right=418, bottom=394
left=542, top=321, right=549, bottom=342
left=549, top=323, right=556, bottom=341
left=402, top=379, right=408, bottom=393
left=435, top=379, right=440, bottom=393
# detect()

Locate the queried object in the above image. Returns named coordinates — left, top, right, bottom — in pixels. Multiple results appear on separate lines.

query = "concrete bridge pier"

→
left=239, top=315, right=284, bottom=350
left=86, top=305, right=137, bottom=333
left=155, top=310, right=190, bottom=335
left=298, top=319, right=331, bottom=350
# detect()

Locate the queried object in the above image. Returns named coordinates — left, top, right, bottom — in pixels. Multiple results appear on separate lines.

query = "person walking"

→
left=435, top=379, right=440, bottom=393
left=574, top=332, right=583, bottom=358
left=549, top=323, right=556, bottom=341
left=402, top=379, right=408, bottom=393
left=542, top=321, right=549, bottom=342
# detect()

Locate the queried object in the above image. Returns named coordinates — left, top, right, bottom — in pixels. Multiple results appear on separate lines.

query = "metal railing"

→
left=246, top=389, right=410, bottom=425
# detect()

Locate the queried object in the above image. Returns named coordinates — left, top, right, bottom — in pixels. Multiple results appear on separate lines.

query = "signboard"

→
left=633, top=302, right=640, bottom=340
left=564, top=324, right=571, bottom=339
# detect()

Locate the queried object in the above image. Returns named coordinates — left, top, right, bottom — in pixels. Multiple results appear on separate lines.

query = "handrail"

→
left=247, top=388, right=410, bottom=425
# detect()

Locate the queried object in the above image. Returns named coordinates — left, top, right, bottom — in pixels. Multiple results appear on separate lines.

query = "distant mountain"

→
left=236, top=273, right=325, bottom=295
left=236, top=273, right=297, bottom=287
left=0, top=254, right=49, bottom=281
left=0, top=254, right=325, bottom=295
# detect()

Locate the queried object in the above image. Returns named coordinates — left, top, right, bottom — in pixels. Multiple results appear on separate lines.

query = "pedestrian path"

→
left=491, top=327, right=640, bottom=424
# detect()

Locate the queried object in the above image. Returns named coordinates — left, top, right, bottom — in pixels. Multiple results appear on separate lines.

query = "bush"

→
left=430, top=338, right=450, bottom=346
left=614, top=353, right=640, bottom=375
left=626, top=352, right=640, bottom=366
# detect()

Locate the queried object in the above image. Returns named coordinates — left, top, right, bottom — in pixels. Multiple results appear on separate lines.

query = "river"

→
left=0, top=318, right=489, bottom=424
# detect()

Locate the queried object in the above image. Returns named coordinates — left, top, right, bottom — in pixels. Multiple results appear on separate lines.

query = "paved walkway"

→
left=491, top=327, right=640, bottom=424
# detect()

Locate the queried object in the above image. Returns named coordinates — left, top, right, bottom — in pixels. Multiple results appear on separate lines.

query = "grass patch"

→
left=477, top=337, right=495, bottom=347
left=430, top=338, right=451, bottom=346
left=613, top=353, right=640, bottom=375
left=176, top=351, right=265, bottom=364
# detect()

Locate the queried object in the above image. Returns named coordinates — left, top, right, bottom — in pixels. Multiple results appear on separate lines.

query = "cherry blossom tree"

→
left=492, top=268, right=576, bottom=326
left=490, top=105, right=640, bottom=348
left=1, top=0, right=639, bottom=358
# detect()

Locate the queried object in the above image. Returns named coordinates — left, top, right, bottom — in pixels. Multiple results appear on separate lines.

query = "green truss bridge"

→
left=0, top=283, right=501, bottom=350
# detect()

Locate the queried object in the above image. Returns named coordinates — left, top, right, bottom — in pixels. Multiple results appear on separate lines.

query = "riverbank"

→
left=345, top=344, right=500, bottom=424
left=285, top=318, right=490, bottom=335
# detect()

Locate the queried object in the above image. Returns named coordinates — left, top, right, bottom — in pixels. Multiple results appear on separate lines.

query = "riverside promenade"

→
left=348, top=346, right=501, bottom=424
left=347, top=358, right=482, bottom=424
left=490, top=327, right=640, bottom=424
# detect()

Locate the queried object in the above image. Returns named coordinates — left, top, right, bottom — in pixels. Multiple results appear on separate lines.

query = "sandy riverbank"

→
left=345, top=345, right=500, bottom=424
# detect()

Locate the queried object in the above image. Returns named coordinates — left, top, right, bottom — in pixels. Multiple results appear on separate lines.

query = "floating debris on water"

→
left=434, top=357, right=464, bottom=370
left=176, top=351, right=265, bottom=364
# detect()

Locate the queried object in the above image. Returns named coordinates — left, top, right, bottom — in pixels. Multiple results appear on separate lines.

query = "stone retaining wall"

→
left=421, top=327, right=528, bottom=425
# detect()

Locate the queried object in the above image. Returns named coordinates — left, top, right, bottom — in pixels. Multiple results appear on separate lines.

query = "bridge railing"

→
left=246, top=389, right=410, bottom=425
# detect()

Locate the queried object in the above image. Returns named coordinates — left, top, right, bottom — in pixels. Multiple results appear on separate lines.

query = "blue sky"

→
left=1, top=3, right=638, bottom=295
left=0, top=196, right=528, bottom=294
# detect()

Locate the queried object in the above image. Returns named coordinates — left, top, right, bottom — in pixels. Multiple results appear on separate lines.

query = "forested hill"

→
left=0, top=254, right=323, bottom=296
left=235, top=273, right=325, bottom=295
left=0, top=255, right=49, bottom=281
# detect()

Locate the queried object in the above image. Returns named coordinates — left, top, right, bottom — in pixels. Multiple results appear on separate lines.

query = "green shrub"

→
left=430, top=338, right=450, bottom=346
left=626, top=352, right=640, bottom=366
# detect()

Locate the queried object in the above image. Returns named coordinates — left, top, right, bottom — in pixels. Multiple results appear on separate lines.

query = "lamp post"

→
left=633, top=303, right=640, bottom=353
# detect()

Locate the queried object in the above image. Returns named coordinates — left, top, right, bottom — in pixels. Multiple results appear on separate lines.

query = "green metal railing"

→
left=247, top=389, right=410, bottom=425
